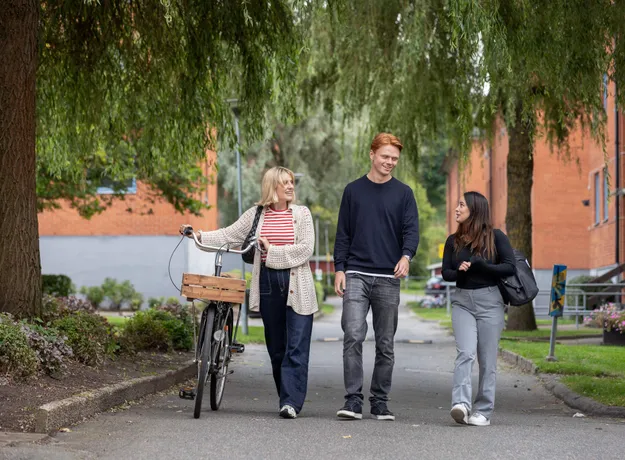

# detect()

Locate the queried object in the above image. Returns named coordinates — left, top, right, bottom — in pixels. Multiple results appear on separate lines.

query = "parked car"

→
left=425, top=276, right=445, bottom=296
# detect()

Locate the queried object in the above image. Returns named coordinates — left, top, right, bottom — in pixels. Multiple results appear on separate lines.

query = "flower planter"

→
left=603, top=329, right=625, bottom=346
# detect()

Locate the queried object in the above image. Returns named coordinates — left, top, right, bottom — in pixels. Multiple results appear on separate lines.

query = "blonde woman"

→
left=180, top=166, right=317, bottom=419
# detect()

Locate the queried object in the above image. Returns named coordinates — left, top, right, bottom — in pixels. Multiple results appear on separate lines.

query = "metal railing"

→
left=426, top=282, right=624, bottom=329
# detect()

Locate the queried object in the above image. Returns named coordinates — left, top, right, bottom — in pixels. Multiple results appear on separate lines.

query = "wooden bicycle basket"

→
left=180, top=273, right=246, bottom=304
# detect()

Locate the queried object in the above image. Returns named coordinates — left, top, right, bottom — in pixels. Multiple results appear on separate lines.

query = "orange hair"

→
left=370, top=133, right=403, bottom=153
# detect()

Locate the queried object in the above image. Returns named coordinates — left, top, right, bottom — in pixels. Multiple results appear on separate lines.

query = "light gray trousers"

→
left=451, top=286, right=505, bottom=419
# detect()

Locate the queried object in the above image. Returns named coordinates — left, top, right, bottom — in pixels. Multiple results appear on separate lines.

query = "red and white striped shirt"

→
left=260, top=207, right=295, bottom=262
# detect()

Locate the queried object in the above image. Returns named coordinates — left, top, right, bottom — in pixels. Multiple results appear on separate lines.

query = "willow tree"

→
left=302, top=0, right=625, bottom=330
left=0, top=0, right=305, bottom=317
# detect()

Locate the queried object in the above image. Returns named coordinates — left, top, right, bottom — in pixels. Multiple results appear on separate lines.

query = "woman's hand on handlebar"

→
left=258, top=236, right=270, bottom=252
left=179, top=224, right=197, bottom=239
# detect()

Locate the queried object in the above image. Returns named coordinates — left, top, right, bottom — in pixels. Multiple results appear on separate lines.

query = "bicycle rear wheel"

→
left=194, top=306, right=215, bottom=419
left=210, top=309, right=233, bottom=410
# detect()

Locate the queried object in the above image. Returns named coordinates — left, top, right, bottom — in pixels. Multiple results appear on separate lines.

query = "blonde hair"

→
left=256, top=166, right=297, bottom=206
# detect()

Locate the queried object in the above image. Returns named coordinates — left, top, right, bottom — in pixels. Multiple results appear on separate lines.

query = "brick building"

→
left=445, top=81, right=625, bottom=291
left=38, top=150, right=221, bottom=301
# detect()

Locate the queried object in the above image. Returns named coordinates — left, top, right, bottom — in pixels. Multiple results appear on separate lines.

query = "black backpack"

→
left=498, top=249, right=539, bottom=306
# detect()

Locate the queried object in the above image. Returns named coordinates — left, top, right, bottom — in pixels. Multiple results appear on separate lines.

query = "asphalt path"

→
left=3, top=295, right=624, bottom=459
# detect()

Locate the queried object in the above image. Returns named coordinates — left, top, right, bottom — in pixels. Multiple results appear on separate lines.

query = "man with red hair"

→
left=334, top=132, right=419, bottom=421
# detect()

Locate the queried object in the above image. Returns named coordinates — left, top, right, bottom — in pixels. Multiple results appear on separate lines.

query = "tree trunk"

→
left=0, top=1, right=42, bottom=318
left=505, top=101, right=537, bottom=331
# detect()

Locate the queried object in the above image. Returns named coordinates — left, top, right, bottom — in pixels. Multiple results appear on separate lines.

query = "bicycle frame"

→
left=180, top=226, right=258, bottom=416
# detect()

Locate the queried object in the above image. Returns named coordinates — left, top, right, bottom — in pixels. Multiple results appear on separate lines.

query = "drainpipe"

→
left=488, top=148, right=494, bottom=223
left=616, top=79, right=620, bottom=273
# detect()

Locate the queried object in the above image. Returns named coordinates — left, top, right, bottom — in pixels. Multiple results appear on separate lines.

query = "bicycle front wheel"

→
left=210, top=309, right=233, bottom=410
left=194, top=306, right=215, bottom=419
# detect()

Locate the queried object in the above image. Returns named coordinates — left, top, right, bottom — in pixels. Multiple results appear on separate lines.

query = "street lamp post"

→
left=227, top=98, right=248, bottom=335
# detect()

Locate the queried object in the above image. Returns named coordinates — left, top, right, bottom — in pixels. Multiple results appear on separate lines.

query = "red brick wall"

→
left=531, top=129, right=590, bottom=269
left=446, top=120, right=595, bottom=270
left=39, top=151, right=219, bottom=236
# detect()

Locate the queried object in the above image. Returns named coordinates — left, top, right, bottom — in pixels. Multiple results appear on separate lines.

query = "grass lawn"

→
left=535, top=318, right=579, bottom=326
left=501, top=328, right=603, bottom=339
left=235, top=325, right=265, bottom=344
left=560, top=375, right=625, bottom=407
left=408, top=303, right=450, bottom=322
left=321, top=303, right=335, bottom=315
left=499, top=341, right=625, bottom=407
left=104, top=315, right=129, bottom=328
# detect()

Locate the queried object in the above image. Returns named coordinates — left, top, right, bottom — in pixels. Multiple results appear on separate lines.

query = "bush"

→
left=53, top=312, right=114, bottom=366
left=81, top=279, right=144, bottom=311
left=122, top=311, right=173, bottom=352
left=152, top=309, right=193, bottom=351
left=148, top=296, right=165, bottom=309
left=80, top=285, right=105, bottom=309
left=583, top=303, right=625, bottom=332
left=41, top=295, right=95, bottom=324
left=42, top=274, right=75, bottom=297
left=123, top=307, right=194, bottom=352
left=0, top=314, right=38, bottom=380
left=129, top=292, right=144, bottom=312
left=21, top=322, right=73, bottom=376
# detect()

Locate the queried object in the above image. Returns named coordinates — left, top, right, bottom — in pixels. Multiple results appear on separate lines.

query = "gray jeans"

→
left=451, top=286, right=505, bottom=419
left=341, top=273, right=400, bottom=405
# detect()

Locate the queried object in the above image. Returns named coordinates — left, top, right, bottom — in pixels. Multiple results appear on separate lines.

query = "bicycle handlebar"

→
left=182, top=225, right=258, bottom=255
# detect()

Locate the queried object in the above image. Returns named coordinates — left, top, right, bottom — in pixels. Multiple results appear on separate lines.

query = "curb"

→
left=498, top=348, right=625, bottom=418
left=34, top=361, right=195, bottom=434
left=498, top=348, right=538, bottom=374
left=540, top=375, right=625, bottom=418
left=500, top=334, right=602, bottom=342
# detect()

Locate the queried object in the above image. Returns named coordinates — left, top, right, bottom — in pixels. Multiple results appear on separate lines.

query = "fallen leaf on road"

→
left=573, top=412, right=586, bottom=418
left=177, top=410, right=183, bottom=413
left=342, top=435, right=351, bottom=439
left=59, top=428, right=71, bottom=433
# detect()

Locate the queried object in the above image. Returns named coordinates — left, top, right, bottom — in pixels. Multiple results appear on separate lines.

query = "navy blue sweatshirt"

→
left=334, top=175, right=420, bottom=275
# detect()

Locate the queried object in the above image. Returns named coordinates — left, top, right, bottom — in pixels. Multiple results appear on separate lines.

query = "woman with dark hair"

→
left=442, top=191, right=515, bottom=426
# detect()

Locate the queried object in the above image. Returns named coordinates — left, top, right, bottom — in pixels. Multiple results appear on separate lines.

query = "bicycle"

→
left=178, top=225, right=258, bottom=419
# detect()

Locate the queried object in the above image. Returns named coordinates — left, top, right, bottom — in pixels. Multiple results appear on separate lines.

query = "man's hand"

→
left=334, top=271, right=346, bottom=297
left=394, top=257, right=410, bottom=278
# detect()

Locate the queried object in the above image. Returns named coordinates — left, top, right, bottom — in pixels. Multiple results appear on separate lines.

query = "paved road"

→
left=3, top=296, right=624, bottom=459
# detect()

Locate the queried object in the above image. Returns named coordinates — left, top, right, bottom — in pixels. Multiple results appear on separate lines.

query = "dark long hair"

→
left=453, top=191, right=496, bottom=259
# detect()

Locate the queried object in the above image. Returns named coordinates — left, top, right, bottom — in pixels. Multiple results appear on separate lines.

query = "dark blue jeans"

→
left=259, top=265, right=313, bottom=414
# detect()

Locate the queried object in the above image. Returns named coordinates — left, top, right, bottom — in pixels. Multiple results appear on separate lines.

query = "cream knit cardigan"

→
left=199, top=204, right=318, bottom=316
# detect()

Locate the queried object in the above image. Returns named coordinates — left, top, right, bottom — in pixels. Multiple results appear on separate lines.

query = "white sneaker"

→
left=468, top=413, right=490, bottom=426
left=279, top=405, right=297, bottom=419
left=450, top=404, right=469, bottom=425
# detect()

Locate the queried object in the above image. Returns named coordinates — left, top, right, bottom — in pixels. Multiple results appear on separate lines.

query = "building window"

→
left=96, top=177, right=137, bottom=195
left=594, top=172, right=600, bottom=225
left=604, top=168, right=609, bottom=221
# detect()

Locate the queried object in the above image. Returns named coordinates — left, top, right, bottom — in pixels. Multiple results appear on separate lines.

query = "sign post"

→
left=547, top=264, right=567, bottom=362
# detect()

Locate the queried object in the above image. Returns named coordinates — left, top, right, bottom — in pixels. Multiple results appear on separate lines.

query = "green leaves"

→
left=36, top=0, right=305, bottom=217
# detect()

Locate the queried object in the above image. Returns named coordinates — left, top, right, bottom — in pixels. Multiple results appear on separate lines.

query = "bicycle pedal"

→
left=230, top=343, right=245, bottom=353
left=179, top=387, right=196, bottom=400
